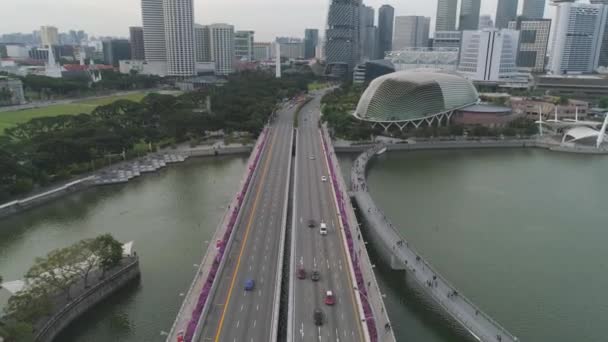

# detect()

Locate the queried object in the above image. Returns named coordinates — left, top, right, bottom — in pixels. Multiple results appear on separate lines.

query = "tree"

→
left=4, top=284, right=52, bottom=323
left=71, top=239, right=99, bottom=288
left=0, top=320, right=35, bottom=342
left=25, top=246, right=81, bottom=300
left=599, top=97, right=608, bottom=109
left=92, top=234, right=123, bottom=279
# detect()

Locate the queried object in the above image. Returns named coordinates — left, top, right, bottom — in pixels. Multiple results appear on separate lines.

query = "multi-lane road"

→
left=197, top=102, right=294, bottom=342
left=289, top=92, right=366, bottom=342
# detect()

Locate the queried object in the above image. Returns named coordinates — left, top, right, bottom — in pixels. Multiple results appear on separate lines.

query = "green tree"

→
left=93, top=234, right=123, bottom=278
left=25, top=246, right=81, bottom=300
left=599, top=97, right=608, bottom=109
left=0, top=320, right=35, bottom=342
left=4, top=285, right=52, bottom=323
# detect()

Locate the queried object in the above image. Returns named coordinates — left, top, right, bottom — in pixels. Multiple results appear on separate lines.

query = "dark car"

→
left=311, top=270, right=320, bottom=281
left=313, top=308, right=324, bottom=326
left=307, top=219, right=316, bottom=228
left=297, top=266, right=306, bottom=279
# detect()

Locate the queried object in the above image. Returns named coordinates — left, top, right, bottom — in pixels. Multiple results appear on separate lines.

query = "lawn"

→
left=308, top=82, right=331, bottom=92
left=0, top=92, right=148, bottom=135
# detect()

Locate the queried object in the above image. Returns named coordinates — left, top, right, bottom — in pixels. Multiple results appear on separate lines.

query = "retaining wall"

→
left=34, top=257, right=140, bottom=342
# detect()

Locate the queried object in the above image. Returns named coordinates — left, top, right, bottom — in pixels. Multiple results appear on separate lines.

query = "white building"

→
left=508, top=18, right=551, bottom=72
left=235, top=30, right=255, bottom=61
left=163, top=0, right=195, bottom=76
left=40, top=26, right=59, bottom=47
left=141, top=0, right=166, bottom=62
left=458, top=29, right=520, bottom=82
left=274, top=37, right=304, bottom=59
left=549, top=2, right=608, bottom=74
left=253, top=42, right=272, bottom=60
left=5, top=45, right=29, bottom=59
left=387, top=47, right=460, bottom=72
left=209, top=24, right=235, bottom=75
left=479, top=14, right=494, bottom=29
left=393, top=16, right=430, bottom=50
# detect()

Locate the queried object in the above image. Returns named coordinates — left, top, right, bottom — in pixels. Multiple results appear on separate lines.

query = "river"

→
left=0, top=156, right=247, bottom=341
left=339, top=148, right=608, bottom=342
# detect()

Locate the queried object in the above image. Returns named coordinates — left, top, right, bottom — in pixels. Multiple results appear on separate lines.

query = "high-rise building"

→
left=549, top=2, right=608, bottom=74
left=435, top=0, right=458, bottom=32
left=254, top=42, right=272, bottom=60
left=304, top=29, right=319, bottom=59
left=141, top=0, right=166, bottom=62
left=360, top=5, right=378, bottom=60
left=479, top=15, right=495, bottom=29
left=103, top=39, right=131, bottom=66
left=40, top=26, right=59, bottom=47
left=194, top=24, right=211, bottom=62
left=508, top=18, right=551, bottom=72
left=458, top=29, right=520, bottom=82
left=235, top=30, right=255, bottom=61
left=433, top=31, right=462, bottom=49
left=496, top=0, right=519, bottom=29
left=129, top=27, right=145, bottom=60
left=163, top=0, right=195, bottom=76
left=325, top=0, right=361, bottom=78
left=209, top=24, right=235, bottom=75
left=459, top=0, right=481, bottom=30
left=590, top=0, right=608, bottom=4
left=378, top=5, right=395, bottom=56
left=522, top=0, right=546, bottom=18
left=393, top=16, right=430, bottom=50
left=275, top=37, right=304, bottom=59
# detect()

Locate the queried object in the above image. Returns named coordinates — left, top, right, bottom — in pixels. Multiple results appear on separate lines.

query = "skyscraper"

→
left=378, top=5, right=395, bottom=57
left=458, top=29, right=520, bottom=82
left=103, top=39, right=131, bottom=67
left=129, top=27, right=146, bottom=60
left=479, top=15, right=495, bottom=29
left=549, top=2, right=607, bottom=73
left=40, top=26, right=58, bottom=47
left=194, top=24, right=211, bottom=62
left=360, top=5, right=378, bottom=60
left=235, top=31, right=255, bottom=61
left=496, top=0, right=519, bottom=29
left=209, top=24, right=235, bottom=75
left=393, top=16, right=430, bottom=50
left=325, top=0, right=361, bottom=78
left=459, top=0, right=481, bottom=30
left=304, top=29, right=319, bottom=59
left=162, top=0, right=195, bottom=76
left=435, top=0, right=458, bottom=32
left=141, top=0, right=166, bottom=62
left=508, top=18, right=551, bottom=72
left=522, top=0, right=546, bottom=18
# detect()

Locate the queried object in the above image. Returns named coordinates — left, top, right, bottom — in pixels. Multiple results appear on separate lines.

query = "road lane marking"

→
left=236, top=320, right=240, bottom=328
left=213, top=128, right=278, bottom=342
left=240, top=304, right=244, bottom=312
left=254, top=319, right=257, bottom=328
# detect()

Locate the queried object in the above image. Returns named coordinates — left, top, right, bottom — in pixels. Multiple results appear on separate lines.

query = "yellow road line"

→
left=318, top=130, right=365, bottom=342
left=214, top=127, right=279, bottom=341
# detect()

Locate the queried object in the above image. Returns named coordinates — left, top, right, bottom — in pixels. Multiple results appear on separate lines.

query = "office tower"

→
left=508, top=18, right=551, bottom=72
left=393, top=16, right=431, bottom=50
left=522, top=0, right=546, bottom=18
left=253, top=42, right=272, bottom=60
left=40, top=26, right=59, bottom=47
left=209, top=24, right=235, bottom=75
left=325, top=0, right=361, bottom=78
left=458, top=29, right=520, bottom=82
left=129, top=27, right=145, bottom=60
left=163, top=0, right=195, bottom=76
left=496, top=0, right=519, bottom=29
left=304, top=29, right=319, bottom=59
left=436, top=0, right=458, bottom=31
left=235, top=31, right=255, bottom=61
left=378, top=5, right=395, bottom=56
left=459, top=0, right=481, bottom=30
left=141, top=0, right=166, bottom=62
left=549, top=2, right=608, bottom=73
left=275, top=37, right=304, bottom=59
left=433, top=31, right=462, bottom=49
left=590, top=0, right=608, bottom=4
left=360, top=5, right=378, bottom=60
left=102, top=39, right=131, bottom=66
left=479, top=15, right=495, bottom=29
left=194, top=24, right=211, bottom=62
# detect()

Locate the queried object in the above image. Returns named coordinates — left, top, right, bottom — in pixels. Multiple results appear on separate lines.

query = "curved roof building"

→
left=354, top=70, right=479, bottom=123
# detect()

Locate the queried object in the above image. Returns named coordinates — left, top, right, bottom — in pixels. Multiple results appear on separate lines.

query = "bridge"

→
left=167, top=91, right=394, bottom=342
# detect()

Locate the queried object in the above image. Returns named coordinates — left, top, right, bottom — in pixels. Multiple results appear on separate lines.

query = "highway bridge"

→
left=167, top=92, right=393, bottom=342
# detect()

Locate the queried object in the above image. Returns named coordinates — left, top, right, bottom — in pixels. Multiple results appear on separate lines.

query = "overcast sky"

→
left=1, top=0, right=555, bottom=41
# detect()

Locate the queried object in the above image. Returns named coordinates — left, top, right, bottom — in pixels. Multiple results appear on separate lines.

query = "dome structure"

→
left=354, top=70, right=479, bottom=123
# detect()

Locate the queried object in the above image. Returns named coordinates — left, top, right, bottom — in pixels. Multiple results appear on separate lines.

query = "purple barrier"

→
left=321, top=132, right=378, bottom=342
left=183, top=128, right=269, bottom=342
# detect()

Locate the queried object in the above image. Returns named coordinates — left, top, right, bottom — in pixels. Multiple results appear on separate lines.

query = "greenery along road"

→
left=0, top=71, right=312, bottom=202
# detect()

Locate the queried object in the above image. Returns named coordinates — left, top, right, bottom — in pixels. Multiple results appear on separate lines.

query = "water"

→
left=340, top=149, right=608, bottom=342
left=0, top=156, right=247, bottom=342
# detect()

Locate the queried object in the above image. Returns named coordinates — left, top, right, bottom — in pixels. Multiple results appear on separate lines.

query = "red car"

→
left=324, top=290, right=336, bottom=305
left=297, top=266, right=306, bottom=279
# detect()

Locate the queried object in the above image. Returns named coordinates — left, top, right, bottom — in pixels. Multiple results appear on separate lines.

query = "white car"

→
left=320, top=222, right=328, bottom=235
left=321, top=176, right=327, bottom=182
left=309, top=155, right=315, bottom=160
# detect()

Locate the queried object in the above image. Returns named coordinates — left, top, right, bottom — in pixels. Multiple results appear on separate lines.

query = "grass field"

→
left=308, top=82, right=331, bottom=91
left=0, top=92, right=148, bottom=135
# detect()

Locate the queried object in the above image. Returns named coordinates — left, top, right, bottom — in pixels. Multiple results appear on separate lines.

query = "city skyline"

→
left=1, top=0, right=541, bottom=42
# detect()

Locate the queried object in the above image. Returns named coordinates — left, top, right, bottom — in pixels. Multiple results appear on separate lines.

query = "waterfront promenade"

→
left=350, top=144, right=519, bottom=342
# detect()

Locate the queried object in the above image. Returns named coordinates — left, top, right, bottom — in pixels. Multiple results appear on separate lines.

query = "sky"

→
left=0, top=0, right=555, bottom=42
